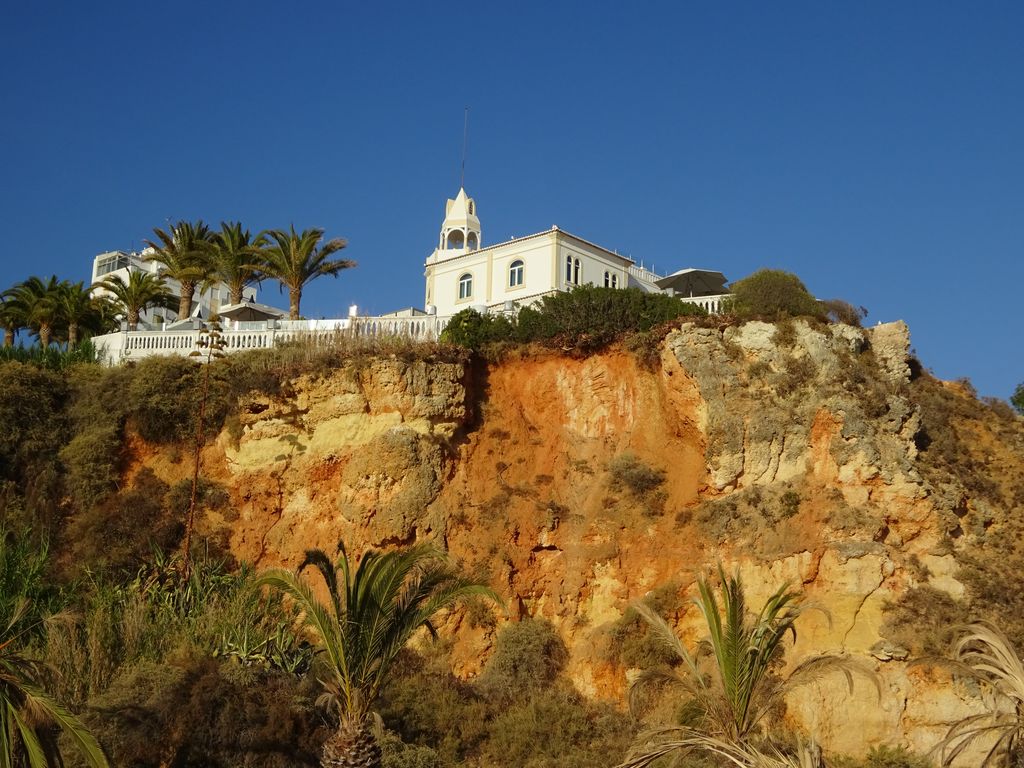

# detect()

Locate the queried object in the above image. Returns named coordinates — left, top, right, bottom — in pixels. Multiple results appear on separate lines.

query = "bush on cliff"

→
left=440, top=286, right=706, bottom=352
left=728, top=269, right=825, bottom=320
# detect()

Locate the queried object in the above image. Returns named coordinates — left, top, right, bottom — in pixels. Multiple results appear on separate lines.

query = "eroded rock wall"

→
left=123, top=321, right=1020, bottom=757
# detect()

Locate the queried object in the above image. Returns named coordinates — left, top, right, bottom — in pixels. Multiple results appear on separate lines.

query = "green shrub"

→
left=729, top=269, right=825, bottom=320
left=533, top=286, right=704, bottom=351
left=779, top=490, right=801, bottom=518
left=513, top=305, right=559, bottom=342
left=623, top=329, right=665, bottom=369
left=380, top=735, right=443, bottom=768
left=71, top=657, right=324, bottom=768
left=439, top=309, right=514, bottom=350
left=822, top=298, right=868, bottom=327
left=834, top=744, right=933, bottom=768
left=60, top=424, right=122, bottom=511
left=0, top=340, right=99, bottom=370
left=481, top=689, right=632, bottom=768
left=881, top=586, right=969, bottom=658
left=477, top=619, right=568, bottom=702
left=0, top=362, right=68, bottom=493
left=608, top=454, right=666, bottom=497
left=440, top=287, right=706, bottom=353
left=125, top=356, right=202, bottom=443
left=61, top=468, right=179, bottom=576
left=1012, top=382, right=1024, bottom=416
left=608, top=583, right=684, bottom=670
left=379, top=649, right=489, bottom=764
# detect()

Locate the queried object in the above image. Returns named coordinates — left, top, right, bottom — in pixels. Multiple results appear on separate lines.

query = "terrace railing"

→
left=93, top=314, right=441, bottom=364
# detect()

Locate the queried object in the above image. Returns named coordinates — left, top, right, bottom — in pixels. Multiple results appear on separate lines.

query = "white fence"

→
left=679, top=293, right=730, bottom=315
left=94, top=315, right=441, bottom=364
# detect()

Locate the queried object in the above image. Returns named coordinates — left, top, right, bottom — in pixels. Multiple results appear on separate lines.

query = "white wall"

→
left=425, top=230, right=635, bottom=318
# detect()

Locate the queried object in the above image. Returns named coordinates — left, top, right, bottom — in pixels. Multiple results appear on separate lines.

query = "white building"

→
left=423, top=187, right=728, bottom=319
left=91, top=248, right=257, bottom=329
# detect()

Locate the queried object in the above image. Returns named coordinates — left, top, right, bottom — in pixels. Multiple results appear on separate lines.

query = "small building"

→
left=423, top=188, right=728, bottom=319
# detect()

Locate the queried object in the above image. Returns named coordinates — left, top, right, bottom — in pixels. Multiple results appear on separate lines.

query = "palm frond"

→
left=298, top=549, right=342, bottom=618
left=617, top=725, right=817, bottom=768
left=785, top=653, right=880, bottom=699
left=252, top=569, right=347, bottom=686
left=18, top=682, right=108, bottom=768
left=932, top=621, right=1024, bottom=766
left=257, top=539, right=499, bottom=725
left=631, top=599, right=702, bottom=681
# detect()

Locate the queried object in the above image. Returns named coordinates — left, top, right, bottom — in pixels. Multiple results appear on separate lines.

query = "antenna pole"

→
left=461, top=106, right=469, bottom=189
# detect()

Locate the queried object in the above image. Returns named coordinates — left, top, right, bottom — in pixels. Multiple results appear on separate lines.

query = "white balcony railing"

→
left=93, top=314, right=441, bottom=364
left=679, top=293, right=730, bottom=315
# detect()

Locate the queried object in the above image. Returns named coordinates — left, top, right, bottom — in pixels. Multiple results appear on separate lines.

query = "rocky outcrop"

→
left=125, top=320, right=1021, bottom=760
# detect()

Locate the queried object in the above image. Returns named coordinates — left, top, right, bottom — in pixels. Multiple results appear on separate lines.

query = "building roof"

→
left=217, top=301, right=287, bottom=321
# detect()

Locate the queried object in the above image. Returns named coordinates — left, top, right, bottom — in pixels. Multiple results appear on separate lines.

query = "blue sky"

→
left=1, top=2, right=1021, bottom=398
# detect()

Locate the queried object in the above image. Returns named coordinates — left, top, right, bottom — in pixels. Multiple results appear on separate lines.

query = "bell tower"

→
left=437, top=187, right=481, bottom=253
left=424, top=187, right=482, bottom=312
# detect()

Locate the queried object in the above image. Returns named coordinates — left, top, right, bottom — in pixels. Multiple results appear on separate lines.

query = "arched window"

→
left=447, top=230, right=465, bottom=249
left=509, top=260, right=524, bottom=288
left=467, top=232, right=478, bottom=251
left=573, top=258, right=581, bottom=285
left=458, top=273, right=473, bottom=300
left=611, top=273, right=619, bottom=288
left=604, top=271, right=611, bottom=288
left=565, top=254, right=573, bottom=283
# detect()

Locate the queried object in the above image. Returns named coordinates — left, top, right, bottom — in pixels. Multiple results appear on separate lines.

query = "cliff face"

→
left=123, top=320, right=1024, bottom=755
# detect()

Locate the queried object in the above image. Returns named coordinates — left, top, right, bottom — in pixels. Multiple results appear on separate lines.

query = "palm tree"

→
left=0, top=599, right=109, bottom=767
left=95, top=271, right=176, bottom=330
left=55, top=280, right=101, bottom=349
left=618, top=566, right=876, bottom=767
left=0, top=296, right=25, bottom=348
left=145, top=220, right=214, bottom=320
left=934, top=622, right=1024, bottom=766
left=261, top=226, right=354, bottom=319
left=255, top=541, right=500, bottom=768
left=5, top=277, right=62, bottom=348
left=207, top=221, right=267, bottom=306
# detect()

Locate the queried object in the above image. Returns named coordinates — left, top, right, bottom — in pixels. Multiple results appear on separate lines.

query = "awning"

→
left=217, top=301, right=287, bottom=322
left=654, top=268, right=728, bottom=297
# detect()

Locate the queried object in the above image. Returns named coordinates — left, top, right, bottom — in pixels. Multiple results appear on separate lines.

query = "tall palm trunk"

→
left=68, top=323, right=79, bottom=349
left=321, top=715, right=381, bottom=768
left=127, top=309, right=140, bottom=331
left=230, top=284, right=243, bottom=305
left=39, top=323, right=52, bottom=348
left=178, top=279, right=196, bottom=320
left=3, top=329, right=12, bottom=347
left=289, top=288, right=301, bottom=320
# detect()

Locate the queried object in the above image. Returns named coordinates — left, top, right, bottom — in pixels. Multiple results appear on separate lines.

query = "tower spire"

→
left=460, top=106, right=469, bottom=189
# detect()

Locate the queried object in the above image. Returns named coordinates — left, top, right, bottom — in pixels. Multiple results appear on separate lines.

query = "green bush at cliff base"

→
left=440, top=286, right=706, bottom=351
left=834, top=745, right=933, bottom=768
left=728, top=268, right=826, bottom=320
